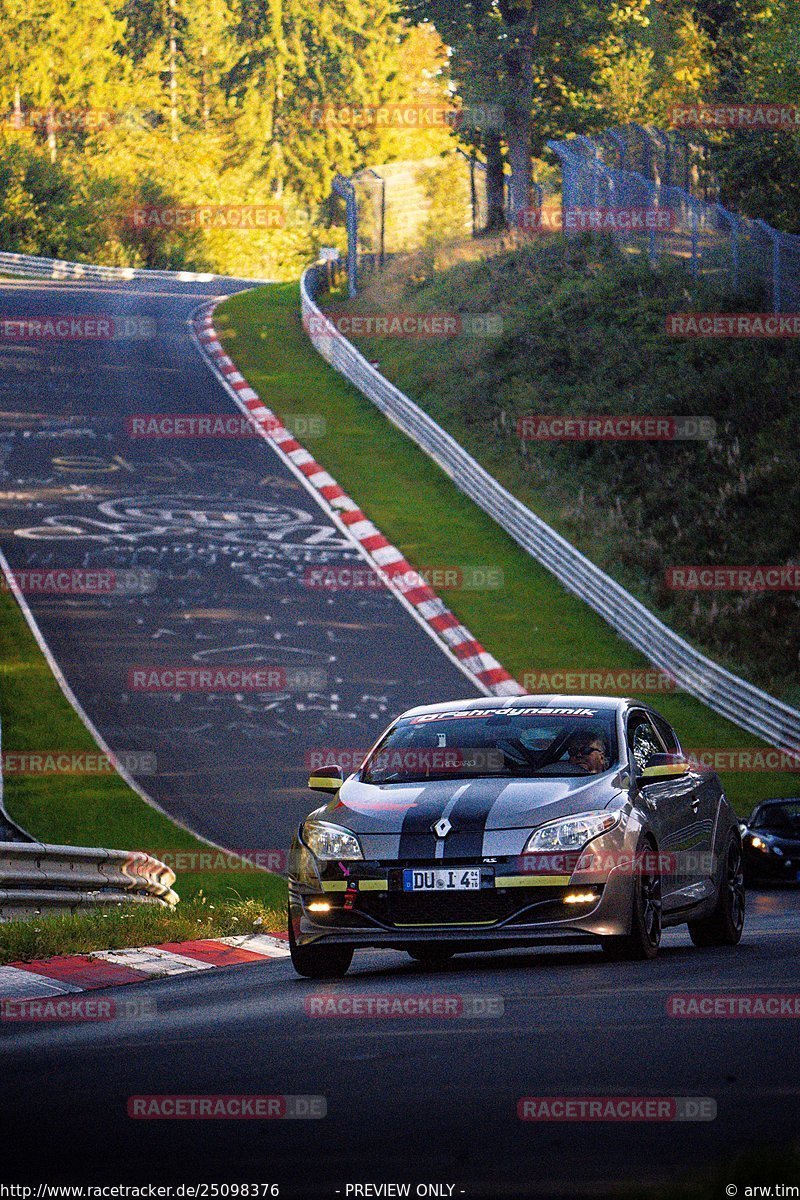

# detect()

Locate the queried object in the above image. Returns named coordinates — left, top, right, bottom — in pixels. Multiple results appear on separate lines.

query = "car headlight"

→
left=302, top=820, right=363, bottom=861
left=749, top=835, right=770, bottom=853
left=524, top=811, right=620, bottom=853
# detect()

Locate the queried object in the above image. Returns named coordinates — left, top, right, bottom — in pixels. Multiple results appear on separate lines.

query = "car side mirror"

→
left=308, top=765, right=344, bottom=793
left=639, top=753, right=690, bottom=782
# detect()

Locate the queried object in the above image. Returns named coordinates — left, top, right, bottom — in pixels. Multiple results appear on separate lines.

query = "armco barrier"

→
left=300, top=260, right=800, bottom=756
left=0, top=249, right=205, bottom=284
left=0, top=248, right=271, bottom=286
left=0, top=842, right=178, bottom=920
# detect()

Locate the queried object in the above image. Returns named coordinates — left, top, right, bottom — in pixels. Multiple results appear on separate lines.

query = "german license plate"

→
left=403, top=868, right=482, bottom=892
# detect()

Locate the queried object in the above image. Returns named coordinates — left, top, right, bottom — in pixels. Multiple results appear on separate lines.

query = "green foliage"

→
left=0, top=0, right=450, bottom=277
left=709, top=0, right=800, bottom=231
left=0, top=0, right=795, bottom=265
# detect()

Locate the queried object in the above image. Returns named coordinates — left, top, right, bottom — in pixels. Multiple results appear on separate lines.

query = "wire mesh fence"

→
left=332, top=125, right=800, bottom=309
left=548, top=125, right=800, bottom=313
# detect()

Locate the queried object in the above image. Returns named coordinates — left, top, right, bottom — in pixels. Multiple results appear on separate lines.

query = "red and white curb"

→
left=0, top=933, right=289, bottom=1006
left=192, top=304, right=523, bottom=698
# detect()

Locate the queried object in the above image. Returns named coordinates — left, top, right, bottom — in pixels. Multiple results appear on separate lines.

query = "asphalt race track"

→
left=2, top=276, right=799, bottom=1196
left=0, top=276, right=479, bottom=849
left=1, top=891, right=799, bottom=1194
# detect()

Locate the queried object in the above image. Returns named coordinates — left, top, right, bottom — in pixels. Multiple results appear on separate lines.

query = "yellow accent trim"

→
left=641, top=763, right=688, bottom=779
left=308, top=775, right=340, bottom=790
left=320, top=880, right=348, bottom=892
left=359, top=879, right=389, bottom=891
left=393, top=920, right=498, bottom=927
left=498, top=875, right=572, bottom=887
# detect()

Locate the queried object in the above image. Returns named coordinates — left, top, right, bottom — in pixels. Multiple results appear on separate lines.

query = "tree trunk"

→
left=500, top=2, right=538, bottom=220
left=201, top=42, right=209, bottom=128
left=505, top=109, right=532, bottom=219
left=46, top=108, right=57, bottom=163
left=169, top=0, right=178, bottom=142
left=485, top=130, right=506, bottom=230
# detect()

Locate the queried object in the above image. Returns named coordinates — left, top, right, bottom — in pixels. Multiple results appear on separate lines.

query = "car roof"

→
left=399, top=695, right=634, bottom=719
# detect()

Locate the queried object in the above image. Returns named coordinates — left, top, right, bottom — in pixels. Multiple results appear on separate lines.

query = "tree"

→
left=0, top=0, right=128, bottom=160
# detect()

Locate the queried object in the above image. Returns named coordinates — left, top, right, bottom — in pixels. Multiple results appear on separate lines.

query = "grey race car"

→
left=288, top=695, right=745, bottom=977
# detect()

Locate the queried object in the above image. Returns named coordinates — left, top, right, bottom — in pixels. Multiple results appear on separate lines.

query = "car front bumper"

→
left=288, top=836, right=640, bottom=948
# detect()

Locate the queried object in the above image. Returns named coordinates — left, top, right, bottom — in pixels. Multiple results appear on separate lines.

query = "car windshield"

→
left=754, top=802, right=800, bottom=835
left=360, top=706, right=618, bottom=784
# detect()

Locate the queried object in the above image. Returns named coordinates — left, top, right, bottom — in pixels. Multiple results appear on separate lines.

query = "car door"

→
left=626, top=709, right=698, bottom=909
left=651, top=711, right=718, bottom=905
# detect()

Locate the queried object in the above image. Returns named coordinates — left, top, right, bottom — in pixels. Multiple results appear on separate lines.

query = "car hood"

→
left=322, top=772, right=623, bottom=837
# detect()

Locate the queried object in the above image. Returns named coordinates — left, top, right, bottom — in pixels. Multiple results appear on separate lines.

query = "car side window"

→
left=652, top=714, right=680, bottom=755
left=627, top=714, right=664, bottom=773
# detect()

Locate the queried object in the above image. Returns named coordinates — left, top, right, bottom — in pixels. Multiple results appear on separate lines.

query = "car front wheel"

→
left=288, top=909, right=353, bottom=978
left=601, top=844, right=662, bottom=961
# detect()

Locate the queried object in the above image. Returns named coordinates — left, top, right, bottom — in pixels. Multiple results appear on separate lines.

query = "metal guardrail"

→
left=0, top=842, right=178, bottom=920
left=0, top=249, right=212, bottom=283
left=300, top=260, right=800, bottom=756
left=0, top=248, right=273, bottom=286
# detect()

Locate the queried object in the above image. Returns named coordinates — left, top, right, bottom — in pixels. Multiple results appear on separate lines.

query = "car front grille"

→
left=385, top=891, right=515, bottom=927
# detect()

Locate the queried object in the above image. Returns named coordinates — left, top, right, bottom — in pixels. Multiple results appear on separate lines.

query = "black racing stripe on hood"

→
left=442, top=778, right=509, bottom=859
left=398, top=781, right=455, bottom=860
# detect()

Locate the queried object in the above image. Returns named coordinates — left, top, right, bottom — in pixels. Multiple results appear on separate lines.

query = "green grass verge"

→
left=0, top=590, right=286, bottom=910
left=0, top=897, right=283, bottom=965
left=216, top=282, right=798, bottom=815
